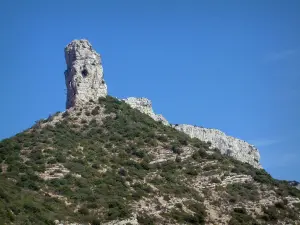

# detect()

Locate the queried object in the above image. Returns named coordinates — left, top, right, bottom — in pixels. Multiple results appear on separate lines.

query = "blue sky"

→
left=0, top=0, right=299, bottom=181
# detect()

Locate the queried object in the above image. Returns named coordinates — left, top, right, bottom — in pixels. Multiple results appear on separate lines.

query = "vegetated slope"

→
left=0, top=96, right=300, bottom=225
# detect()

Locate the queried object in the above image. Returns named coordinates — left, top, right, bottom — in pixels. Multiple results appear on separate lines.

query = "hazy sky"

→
left=0, top=0, right=299, bottom=180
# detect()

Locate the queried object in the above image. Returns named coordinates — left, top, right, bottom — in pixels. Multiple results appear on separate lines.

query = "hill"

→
left=1, top=96, right=300, bottom=225
left=0, top=39, right=300, bottom=225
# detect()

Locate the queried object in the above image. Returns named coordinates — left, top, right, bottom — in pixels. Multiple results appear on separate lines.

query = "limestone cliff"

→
left=122, top=97, right=169, bottom=125
left=64, top=39, right=107, bottom=109
left=289, top=181, right=300, bottom=190
left=173, top=124, right=261, bottom=168
left=124, top=97, right=261, bottom=168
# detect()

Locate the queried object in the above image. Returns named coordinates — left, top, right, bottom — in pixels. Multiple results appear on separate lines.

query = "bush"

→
left=226, top=183, right=259, bottom=202
left=275, top=201, right=285, bottom=209
left=137, top=213, right=156, bottom=225
left=91, top=106, right=100, bottom=116
left=211, top=177, right=221, bottom=183
left=171, top=145, right=183, bottom=155
left=169, top=207, right=205, bottom=225
left=78, top=207, right=89, bottom=215
left=119, top=168, right=127, bottom=176
left=81, top=119, right=88, bottom=124
left=175, top=203, right=183, bottom=209
left=261, top=206, right=278, bottom=221
left=229, top=207, right=258, bottom=225
left=185, top=167, right=198, bottom=176
left=106, top=199, right=130, bottom=220
left=90, top=218, right=101, bottom=225
left=132, top=150, right=145, bottom=158
left=175, top=156, right=182, bottom=163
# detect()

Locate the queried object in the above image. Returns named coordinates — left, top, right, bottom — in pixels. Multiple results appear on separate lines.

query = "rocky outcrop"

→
left=64, top=39, right=107, bottom=109
left=173, top=124, right=261, bottom=168
left=123, top=97, right=169, bottom=125
left=289, top=181, right=300, bottom=190
left=124, top=97, right=261, bottom=168
left=62, top=39, right=261, bottom=168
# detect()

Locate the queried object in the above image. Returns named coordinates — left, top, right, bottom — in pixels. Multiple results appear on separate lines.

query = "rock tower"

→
left=64, top=39, right=107, bottom=109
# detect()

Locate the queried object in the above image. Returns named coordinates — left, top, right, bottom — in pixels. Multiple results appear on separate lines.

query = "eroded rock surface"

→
left=123, top=97, right=169, bottom=125
left=64, top=39, right=107, bottom=109
left=289, top=181, right=300, bottom=190
left=124, top=97, right=261, bottom=168
left=173, top=124, right=261, bottom=168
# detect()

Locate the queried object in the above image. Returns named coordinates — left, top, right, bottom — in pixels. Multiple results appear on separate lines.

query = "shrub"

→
left=261, top=206, right=278, bottom=221
left=169, top=206, right=205, bottom=225
left=118, top=168, right=127, bottom=176
left=175, top=156, right=182, bottom=163
left=132, top=150, right=145, bottom=158
left=175, top=203, right=183, bottom=209
left=185, top=167, right=198, bottom=176
left=171, top=145, right=183, bottom=155
left=137, top=213, right=156, bottom=225
left=229, top=207, right=258, bottom=225
left=211, top=177, right=221, bottom=183
left=106, top=199, right=130, bottom=220
left=78, top=207, right=89, bottom=215
left=81, top=119, right=88, bottom=124
left=226, top=183, right=259, bottom=202
left=91, top=106, right=100, bottom=116
left=90, top=218, right=101, bottom=225
left=275, top=201, right=285, bottom=209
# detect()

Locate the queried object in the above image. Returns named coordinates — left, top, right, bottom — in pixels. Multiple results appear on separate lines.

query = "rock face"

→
left=124, top=97, right=261, bottom=168
left=289, top=181, right=300, bottom=190
left=63, top=39, right=261, bottom=168
left=123, top=97, right=169, bottom=125
left=173, top=124, right=261, bottom=168
left=64, top=39, right=107, bottom=109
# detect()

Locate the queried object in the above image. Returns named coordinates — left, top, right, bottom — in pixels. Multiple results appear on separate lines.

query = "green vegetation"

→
left=229, top=207, right=259, bottom=225
left=0, top=96, right=299, bottom=224
left=226, top=183, right=259, bottom=203
left=260, top=203, right=298, bottom=222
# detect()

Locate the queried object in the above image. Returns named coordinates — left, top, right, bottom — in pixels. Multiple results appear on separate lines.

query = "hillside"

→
left=1, top=96, right=300, bottom=225
left=1, top=39, right=300, bottom=225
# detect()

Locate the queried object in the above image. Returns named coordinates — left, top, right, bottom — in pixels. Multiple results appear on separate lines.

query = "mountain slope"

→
left=0, top=96, right=300, bottom=225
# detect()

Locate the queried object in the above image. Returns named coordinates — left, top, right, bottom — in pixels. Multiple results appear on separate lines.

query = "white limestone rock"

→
left=173, top=124, right=261, bottom=168
left=123, top=97, right=261, bottom=168
left=123, top=97, right=169, bottom=125
left=289, top=181, right=300, bottom=190
left=64, top=39, right=107, bottom=109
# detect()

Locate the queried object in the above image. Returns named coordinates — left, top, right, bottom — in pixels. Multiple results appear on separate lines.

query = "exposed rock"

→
left=64, top=39, right=107, bottom=109
left=62, top=39, right=262, bottom=169
left=221, top=174, right=253, bottom=185
left=39, top=163, right=70, bottom=180
left=289, top=181, right=300, bottom=190
left=123, top=97, right=169, bottom=125
left=173, top=124, right=261, bottom=168
left=124, top=97, right=261, bottom=168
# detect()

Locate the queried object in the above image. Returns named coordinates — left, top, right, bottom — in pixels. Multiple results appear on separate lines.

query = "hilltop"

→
left=0, top=40, right=299, bottom=225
